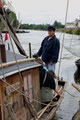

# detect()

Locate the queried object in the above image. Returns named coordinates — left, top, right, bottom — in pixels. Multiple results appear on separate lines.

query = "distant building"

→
left=66, top=19, right=80, bottom=29
left=65, top=22, right=75, bottom=28
left=74, top=19, right=80, bottom=28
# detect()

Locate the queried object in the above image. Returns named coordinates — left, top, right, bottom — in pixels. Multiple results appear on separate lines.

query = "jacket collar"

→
left=48, top=35, right=56, bottom=41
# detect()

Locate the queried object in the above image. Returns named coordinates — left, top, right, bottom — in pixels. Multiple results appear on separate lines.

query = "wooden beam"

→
left=72, top=83, right=80, bottom=92
left=0, top=14, right=27, bottom=57
left=0, top=58, right=35, bottom=68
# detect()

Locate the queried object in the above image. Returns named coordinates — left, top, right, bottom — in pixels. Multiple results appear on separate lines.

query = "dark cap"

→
left=48, top=26, right=55, bottom=31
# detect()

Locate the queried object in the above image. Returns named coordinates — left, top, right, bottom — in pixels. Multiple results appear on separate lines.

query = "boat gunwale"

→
left=31, top=80, right=67, bottom=120
left=43, top=80, right=67, bottom=120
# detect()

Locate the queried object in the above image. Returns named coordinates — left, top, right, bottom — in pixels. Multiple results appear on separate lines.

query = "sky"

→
left=7, top=0, right=80, bottom=24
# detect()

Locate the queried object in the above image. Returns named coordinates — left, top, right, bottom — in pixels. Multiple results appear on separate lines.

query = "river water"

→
left=5, top=30, right=80, bottom=120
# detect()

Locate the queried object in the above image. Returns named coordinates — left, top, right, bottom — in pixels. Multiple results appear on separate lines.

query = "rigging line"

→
left=65, top=89, right=80, bottom=98
left=64, top=46, right=80, bottom=57
left=58, top=0, right=70, bottom=77
left=0, top=78, right=58, bottom=107
left=9, top=34, right=23, bottom=84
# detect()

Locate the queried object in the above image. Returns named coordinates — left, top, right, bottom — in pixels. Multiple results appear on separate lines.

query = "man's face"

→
left=48, top=30, right=55, bottom=37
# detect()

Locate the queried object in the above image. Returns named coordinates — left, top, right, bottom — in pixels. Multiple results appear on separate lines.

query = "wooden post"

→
left=0, top=45, right=6, bottom=63
left=29, top=43, right=32, bottom=58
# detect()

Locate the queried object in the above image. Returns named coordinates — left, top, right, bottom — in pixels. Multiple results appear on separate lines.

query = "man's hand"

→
left=33, top=53, right=38, bottom=58
left=60, top=94, right=64, bottom=98
left=50, top=62, right=54, bottom=65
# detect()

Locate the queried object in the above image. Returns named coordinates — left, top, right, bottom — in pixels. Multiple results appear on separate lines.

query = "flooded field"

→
left=4, top=30, right=80, bottom=120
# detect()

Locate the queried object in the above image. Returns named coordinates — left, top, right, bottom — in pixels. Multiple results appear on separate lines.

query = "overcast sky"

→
left=7, top=0, right=80, bottom=24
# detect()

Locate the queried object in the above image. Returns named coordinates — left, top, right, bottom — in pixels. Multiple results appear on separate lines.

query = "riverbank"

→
left=57, top=28, right=80, bottom=35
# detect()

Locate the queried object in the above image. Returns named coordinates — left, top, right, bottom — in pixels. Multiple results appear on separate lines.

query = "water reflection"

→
left=74, top=59, right=80, bottom=84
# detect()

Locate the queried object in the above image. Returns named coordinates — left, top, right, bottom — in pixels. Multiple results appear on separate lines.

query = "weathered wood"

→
left=1, top=74, right=24, bottom=120
left=31, top=81, right=67, bottom=120
left=44, top=88, right=65, bottom=120
left=36, top=87, right=63, bottom=120
left=72, top=83, right=80, bottom=92
left=4, top=102, right=17, bottom=120
left=0, top=58, right=35, bottom=68
left=22, top=68, right=41, bottom=119
left=25, top=97, right=37, bottom=119
left=0, top=45, right=6, bottom=63
left=0, top=81, right=4, bottom=120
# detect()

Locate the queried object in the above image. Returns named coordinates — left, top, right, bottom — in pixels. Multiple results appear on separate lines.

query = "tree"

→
left=53, top=21, right=64, bottom=29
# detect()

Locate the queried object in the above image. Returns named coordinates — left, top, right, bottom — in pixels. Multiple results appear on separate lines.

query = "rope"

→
left=2, top=8, right=24, bottom=85
left=58, top=0, right=70, bottom=77
left=9, top=34, right=23, bottom=84
left=64, top=89, right=80, bottom=98
left=0, top=78, right=59, bottom=107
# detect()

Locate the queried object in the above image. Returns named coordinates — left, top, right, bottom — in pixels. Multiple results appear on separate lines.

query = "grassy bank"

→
left=58, top=28, right=80, bottom=35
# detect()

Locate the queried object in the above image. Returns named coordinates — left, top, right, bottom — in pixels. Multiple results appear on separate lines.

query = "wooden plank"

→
left=32, top=68, right=41, bottom=111
left=1, top=74, right=24, bottom=120
left=0, top=58, right=35, bottom=68
left=22, top=69, right=39, bottom=119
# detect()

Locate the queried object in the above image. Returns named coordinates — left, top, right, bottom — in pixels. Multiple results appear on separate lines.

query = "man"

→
left=37, top=26, right=60, bottom=72
left=40, top=66, right=64, bottom=103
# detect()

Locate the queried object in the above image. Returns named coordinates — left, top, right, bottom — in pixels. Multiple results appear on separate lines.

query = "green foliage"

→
left=65, top=29, right=73, bottom=34
left=2, top=0, right=6, bottom=6
left=8, top=11, right=19, bottom=28
left=20, top=24, right=50, bottom=30
left=59, top=28, right=80, bottom=35
left=20, top=21, right=64, bottom=30
left=53, top=21, right=64, bottom=29
left=75, top=29, right=80, bottom=35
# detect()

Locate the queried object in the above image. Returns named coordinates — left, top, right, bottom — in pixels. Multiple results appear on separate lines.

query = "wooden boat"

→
left=36, top=80, right=67, bottom=120
left=0, top=50, right=67, bottom=120
left=0, top=7, right=67, bottom=120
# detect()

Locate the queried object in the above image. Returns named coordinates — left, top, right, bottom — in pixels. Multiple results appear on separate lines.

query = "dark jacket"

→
left=38, top=35, right=60, bottom=63
left=40, top=67, right=56, bottom=90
